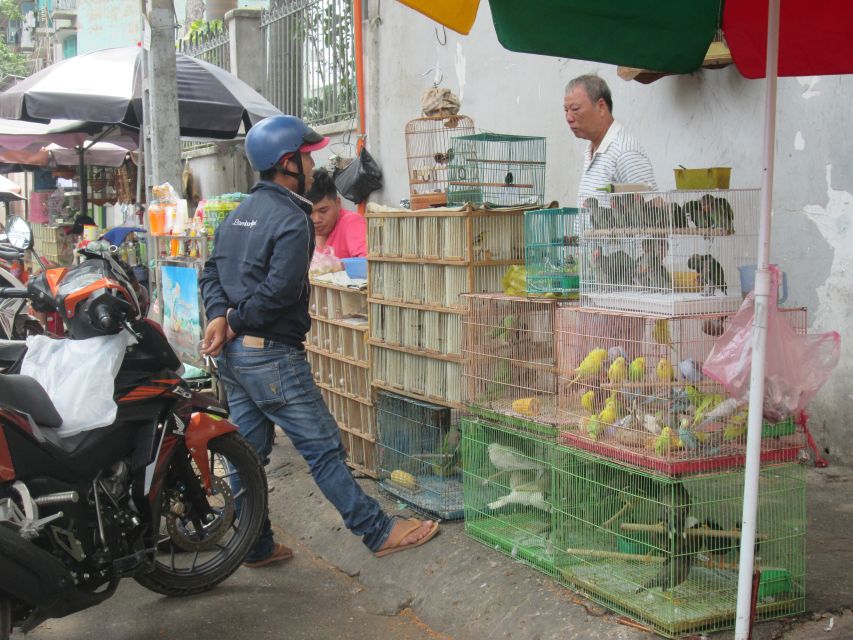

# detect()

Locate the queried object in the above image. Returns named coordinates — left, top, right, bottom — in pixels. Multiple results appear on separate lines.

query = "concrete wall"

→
left=77, top=0, right=190, bottom=54
left=363, top=2, right=853, bottom=461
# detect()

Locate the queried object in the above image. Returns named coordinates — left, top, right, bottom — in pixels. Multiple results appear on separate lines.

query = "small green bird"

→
left=628, top=356, right=646, bottom=381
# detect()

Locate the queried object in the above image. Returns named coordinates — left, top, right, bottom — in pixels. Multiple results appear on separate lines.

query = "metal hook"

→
left=420, top=66, right=443, bottom=86
left=435, top=26, right=447, bottom=46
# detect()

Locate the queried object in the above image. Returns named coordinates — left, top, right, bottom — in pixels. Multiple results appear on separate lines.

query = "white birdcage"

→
left=578, top=189, right=759, bottom=316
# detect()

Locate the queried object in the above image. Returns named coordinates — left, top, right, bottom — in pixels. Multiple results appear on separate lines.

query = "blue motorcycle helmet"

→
left=245, top=115, right=329, bottom=194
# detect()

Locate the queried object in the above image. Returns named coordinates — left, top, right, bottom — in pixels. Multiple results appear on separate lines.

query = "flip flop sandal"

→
left=243, top=542, right=294, bottom=568
left=374, top=518, right=440, bottom=558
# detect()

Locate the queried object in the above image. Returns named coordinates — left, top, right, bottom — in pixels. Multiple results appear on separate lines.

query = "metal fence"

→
left=261, top=0, right=357, bottom=126
left=178, top=28, right=231, bottom=72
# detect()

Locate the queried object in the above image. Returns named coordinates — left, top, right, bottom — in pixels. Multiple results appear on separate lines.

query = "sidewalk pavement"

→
left=267, top=430, right=853, bottom=640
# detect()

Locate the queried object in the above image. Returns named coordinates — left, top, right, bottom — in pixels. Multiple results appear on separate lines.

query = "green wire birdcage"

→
left=524, top=207, right=581, bottom=298
left=462, top=417, right=556, bottom=575
left=376, top=391, right=464, bottom=520
left=446, top=132, right=546, bottom=208
left=551, top=446, right=806, bottom=638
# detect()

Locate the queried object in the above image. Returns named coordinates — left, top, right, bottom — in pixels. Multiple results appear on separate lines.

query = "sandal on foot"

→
left=243, top=542, right=294, bottom=568
left=374, top=518, right=440, bottom=558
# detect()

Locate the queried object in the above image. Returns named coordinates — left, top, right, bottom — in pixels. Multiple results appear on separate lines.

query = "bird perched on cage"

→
left=636, top=537, right=695, bottom=594
left=608, top=345, right=628, bottom=363
left=660, top=480, right=692, bottom=544
left=654, top=427, right=675, bottom=456
left=607, top=356, right=627, bottom=384
left=687, top=253, right=728, bottom=296
left=694, top=398, right=743, bottom=429
left=592, top=247, right=636, bottom=285
left=695, top=518, right=731, bottom=562
left=432, top=423, right=462, bottom=478
left=568, top=347, right=608, bottom=386
left=479, top=359, right=513, bottom=402
left=652, top=319, right=675, bottom=352
left=684, top=194, right=735, bottom=233
left=610, top=193, right=646, bottom=228
left=599, top=397, right=619, bottom=426
left=702, top=316, right=727, bottom=337
left=583, top=198, right=613, bottom=230
left=643, top=413, right=663, bottom=435
left=628, top=356, right=646, bottom=381
left=486, top=467, right=551, bottom=511
left=635, top=238, right=672, bottom=290
left=487, top=314, right=517, bottom=344
left=504, top=171, right=514, bottom=185
left=678, top=358, right=704, bottom=383
left=671, top=202, right=689, bottom=229
left=677, top=417, right=700, bottom=451
left=656, top=358, right=675, bottom=383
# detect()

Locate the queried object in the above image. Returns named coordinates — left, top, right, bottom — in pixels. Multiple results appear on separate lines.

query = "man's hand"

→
left=202, top=316, right=229, bottom=357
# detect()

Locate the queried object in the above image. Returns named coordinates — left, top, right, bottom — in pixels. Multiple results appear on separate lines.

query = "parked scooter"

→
left=0, top=216, right=266, bottom=639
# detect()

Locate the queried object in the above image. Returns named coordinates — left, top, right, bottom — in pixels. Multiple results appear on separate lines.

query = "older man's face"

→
left=563, top=85, right=607, bottom=142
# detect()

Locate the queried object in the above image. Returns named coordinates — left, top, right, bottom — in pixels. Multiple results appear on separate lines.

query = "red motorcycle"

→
left=0, top=216, right=266, bottom=638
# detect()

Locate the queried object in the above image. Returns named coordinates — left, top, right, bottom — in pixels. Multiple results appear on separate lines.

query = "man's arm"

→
left=199, top=230, right=233, bottom=356
left=226, top=220, right=311, bottom=335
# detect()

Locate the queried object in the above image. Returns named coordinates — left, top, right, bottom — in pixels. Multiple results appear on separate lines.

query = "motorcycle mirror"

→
left=5, top=216, right=33, bottom=251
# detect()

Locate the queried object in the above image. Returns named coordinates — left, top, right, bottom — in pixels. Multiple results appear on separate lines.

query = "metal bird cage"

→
left=525, top=207, right=581, bottom=298
left=579, top=189, right=759, bottom=316
left=553, top=307, right=807, bottom=476
left=552, top=448, right=805, bottom=638
left=376, top=391, right=464, bottom=519
left=405, top=115, right=476, bottom=210
left=462, top=417, right=556, bottom=575
left=446, top=132, right=546, bottom=208
left=462, top=294, right=568, bottom=437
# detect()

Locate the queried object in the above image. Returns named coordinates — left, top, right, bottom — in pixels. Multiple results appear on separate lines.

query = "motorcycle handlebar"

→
left=0, top=287, right=30, bottom=299
left=92, top=302, right=121, bottom=332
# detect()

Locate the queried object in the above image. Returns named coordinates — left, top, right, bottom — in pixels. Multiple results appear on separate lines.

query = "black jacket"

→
left=200, top=180, right=315, bottom=347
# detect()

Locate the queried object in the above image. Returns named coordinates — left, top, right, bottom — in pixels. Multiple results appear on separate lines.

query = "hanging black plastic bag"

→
left=333, top=146, right=383, bottom=204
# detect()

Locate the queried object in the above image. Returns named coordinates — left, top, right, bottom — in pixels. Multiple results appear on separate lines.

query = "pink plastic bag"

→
left=703, top=266, right=840, bottom=422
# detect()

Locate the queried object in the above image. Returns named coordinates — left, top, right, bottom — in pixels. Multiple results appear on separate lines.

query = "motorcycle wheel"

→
left=134, top=432, right=267, bottom=597
left=0, top=598, right=10, bottom=640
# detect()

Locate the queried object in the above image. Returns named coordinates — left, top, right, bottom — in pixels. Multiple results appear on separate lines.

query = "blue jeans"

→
left=216, top=338, right=394, bottom=561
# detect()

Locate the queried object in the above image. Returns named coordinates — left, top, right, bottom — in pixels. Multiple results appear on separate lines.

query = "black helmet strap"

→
left=275, top=151, right=306, bottom=195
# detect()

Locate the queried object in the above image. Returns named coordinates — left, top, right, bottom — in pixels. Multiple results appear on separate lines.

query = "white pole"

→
left=734, top=0, right=780, bottom=637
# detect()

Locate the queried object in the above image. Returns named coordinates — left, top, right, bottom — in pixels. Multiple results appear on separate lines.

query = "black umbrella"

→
left=0, top=46, right=281, bottom=139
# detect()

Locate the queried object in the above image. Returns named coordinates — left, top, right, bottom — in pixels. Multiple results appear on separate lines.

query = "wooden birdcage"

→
left=553, top=448, right=805, bottom=638
left=579, top=189, right=759, bottom=316
left=462, top=293, right=571, bottom=437
left=405, top=114, right=475, bottom=210
left=554, top=306, right=807, bottom=475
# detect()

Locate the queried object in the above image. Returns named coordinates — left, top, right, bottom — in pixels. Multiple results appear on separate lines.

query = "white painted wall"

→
left=364, top=1, right=853, bottom=461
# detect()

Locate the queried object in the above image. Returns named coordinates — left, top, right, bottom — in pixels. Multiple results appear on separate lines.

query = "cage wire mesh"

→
left=554, top=307, right=807, bottom=475
left=462, top=294, right=570, bottom=437
left=447, top=133, right=546, bottom=208
left=552, top=448, right=805, bottom=638
left=376, top=391, right=464, bottom=519
left=405, top=115, right=476, bottom=210
left=462, top=417, right=556, bottom=575
left=525, top=207, right=582, bottom=298
left=579, top=189, right=759, bottom=316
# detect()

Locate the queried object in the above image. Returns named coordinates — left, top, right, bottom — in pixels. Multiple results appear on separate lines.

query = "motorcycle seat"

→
left=0, top=374, right=63, bottom=429
left=0, top=339, right=26, bottom=365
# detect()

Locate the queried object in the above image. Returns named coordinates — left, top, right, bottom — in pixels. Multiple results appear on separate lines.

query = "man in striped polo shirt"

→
left=563, top=74, right=657, bottom=207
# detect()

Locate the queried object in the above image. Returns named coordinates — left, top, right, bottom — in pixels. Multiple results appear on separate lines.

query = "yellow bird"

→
left=598, top=402, right=618, bottom=426
left=568, top=348, right=608, bottom=385
left=586, top=415, right=603, bottom=440
left=655, top=358, right=675, bottom=382
left=580, top=389, right=596, bottom=414
left=607, top=356, right=627, bottom=384
left=654, top=426, right=673, bottom=456
left=628, top=356, right=646, bottom=381
left=652, top=319, right=675, bottom=350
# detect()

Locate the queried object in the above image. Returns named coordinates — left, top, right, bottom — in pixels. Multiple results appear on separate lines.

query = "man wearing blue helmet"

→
left=200, top=115, right=439, bottom=567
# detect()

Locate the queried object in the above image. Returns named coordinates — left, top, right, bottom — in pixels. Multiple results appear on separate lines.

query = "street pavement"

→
left=16, top=431, right=853, bottom=640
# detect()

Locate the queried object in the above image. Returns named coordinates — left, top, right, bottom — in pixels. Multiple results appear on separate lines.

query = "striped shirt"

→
left=576, top=121, right=657, bottom=207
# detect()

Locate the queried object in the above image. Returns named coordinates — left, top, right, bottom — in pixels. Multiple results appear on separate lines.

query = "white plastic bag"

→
left=21, top=332, right=135, bottom=437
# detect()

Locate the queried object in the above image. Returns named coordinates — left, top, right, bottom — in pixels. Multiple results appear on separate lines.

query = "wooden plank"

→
left=367, top=297, right=466, bottom=315
left=368, top=339, right=463, bottom=363
left=371, top=380, right=463, bottom=410
left=305, top=344, right=370, bottom=369
left=314, top=380, right=373, bottom=406
left=309, top=314, right=369, bottom=332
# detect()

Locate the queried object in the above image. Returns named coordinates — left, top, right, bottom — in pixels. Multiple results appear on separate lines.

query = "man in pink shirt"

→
left=306, top=168, right=367, bottom=259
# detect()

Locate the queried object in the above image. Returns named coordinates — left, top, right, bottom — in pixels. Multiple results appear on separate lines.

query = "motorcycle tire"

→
left=0, top=598, right=10, bottom=640
left=134, top=432, right=267, bottom=597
